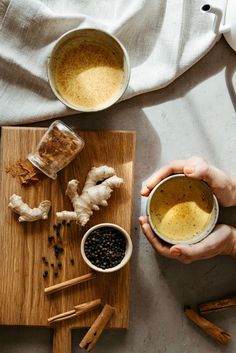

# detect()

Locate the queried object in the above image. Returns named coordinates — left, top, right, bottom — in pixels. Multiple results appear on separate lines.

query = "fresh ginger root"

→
left=56, top=166, right=123, bottom=226
left=9, top=194, right=51, bottom=222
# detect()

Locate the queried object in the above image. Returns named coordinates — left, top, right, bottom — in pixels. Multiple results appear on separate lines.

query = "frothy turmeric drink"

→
left=150, top=177, right=214, bottom=242
left=54, top=42, right=124, bottom=108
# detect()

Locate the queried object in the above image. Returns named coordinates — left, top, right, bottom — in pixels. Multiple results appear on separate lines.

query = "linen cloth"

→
left=0, top=0, right=224, bottom=125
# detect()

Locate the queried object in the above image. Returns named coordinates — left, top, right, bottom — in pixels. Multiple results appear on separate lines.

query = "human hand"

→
left=139, top=156, right=236, bottom=262
left=139, top=216, right=236, bottom=263
left=141, top=156, right=236, bottom=207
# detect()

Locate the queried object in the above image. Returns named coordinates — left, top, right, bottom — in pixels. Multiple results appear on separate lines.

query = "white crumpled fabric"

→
left=0, top=0, right=224, bottom=125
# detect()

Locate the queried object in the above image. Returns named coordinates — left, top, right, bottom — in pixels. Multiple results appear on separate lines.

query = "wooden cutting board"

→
left=0, top=127, right=136, bottom=353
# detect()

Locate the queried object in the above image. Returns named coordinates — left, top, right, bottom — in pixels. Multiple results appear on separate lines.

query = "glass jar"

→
left=28, top=120, right=84, bottom=179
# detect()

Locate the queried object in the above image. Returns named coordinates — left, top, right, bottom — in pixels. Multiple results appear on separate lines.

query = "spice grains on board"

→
left=6, top=159, right=45, bottom=185
left=55, top=42, right=124, bottom=108
left=84, top=227, right=126, bottom=269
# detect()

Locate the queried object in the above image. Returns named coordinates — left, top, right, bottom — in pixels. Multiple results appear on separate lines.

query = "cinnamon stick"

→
left=184, top=306, right=231, bottom=345
left=199, top=297, right=236, bottom=314
left=79, top=304, right=115, bottom=352
left=48, top=299, right=101, bottom=324
left=48, top=309, right=76, bottom=324
left=74, top=299, right=101, bottom=314
left=44, top=272, right=96, bottom=295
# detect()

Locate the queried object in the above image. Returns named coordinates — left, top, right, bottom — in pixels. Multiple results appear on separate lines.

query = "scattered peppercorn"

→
left=54, top=270, right=58, bottom=277
left=48, top=235, right=55, bottom=243
left=70, top=259, right=75, bottom=265
left=58, top=261, right=62, bottom=269
left=43, top=270, right=48, bottom=278
left=84, top=227, right=126, bottom=270
left=51, top=263, right=54, bottom=268
left=42, top=256, right=46, bottom=262
left=53, top=223, right=62, bottom=233
left=54, top=244, right=64, bottom=257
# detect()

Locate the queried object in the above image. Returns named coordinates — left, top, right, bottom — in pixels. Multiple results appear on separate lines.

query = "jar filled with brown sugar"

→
left=28, top=120, right=84, bottom=179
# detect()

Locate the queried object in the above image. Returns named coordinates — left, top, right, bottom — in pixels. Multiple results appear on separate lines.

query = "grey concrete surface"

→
left=1, top=37, right=236, bottom=353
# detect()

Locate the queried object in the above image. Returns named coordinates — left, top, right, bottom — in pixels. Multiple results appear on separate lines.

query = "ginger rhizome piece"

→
left=56, top=166, right=123, bottom=226
left=9, top=194, right=51, bottom=222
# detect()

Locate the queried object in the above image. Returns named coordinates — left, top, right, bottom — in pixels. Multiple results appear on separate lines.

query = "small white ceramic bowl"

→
left=81, top=223, right=133, bottom=273
left=146, top=174, right=219, bottom=245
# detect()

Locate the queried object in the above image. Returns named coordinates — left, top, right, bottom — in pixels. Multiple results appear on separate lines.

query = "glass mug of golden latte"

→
left=146, top=174, right=219, bottom=245
left=48, top=28, right=130, bottom=112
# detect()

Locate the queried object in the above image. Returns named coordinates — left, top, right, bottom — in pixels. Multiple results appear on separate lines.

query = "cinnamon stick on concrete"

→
left=184, top=306, right=231, bottom=345
left=79, top=304, right=115, bottom=352
left=199, top=297, right=236, bottom=314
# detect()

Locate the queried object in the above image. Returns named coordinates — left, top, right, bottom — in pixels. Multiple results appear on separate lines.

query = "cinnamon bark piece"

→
left=184, top=306, right=231, bottom=345
left=79, top=304, right=115, bottom=352
left=199, top=297, right=236, bottom=314
left=48, top=299, right=101, bottom=324
left=44, top=272, right=96, bottom=295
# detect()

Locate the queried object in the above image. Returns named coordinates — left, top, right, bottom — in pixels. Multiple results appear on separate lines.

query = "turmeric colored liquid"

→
left=54, top=42, right=124, bottom=108
left=150, top=177, right=214, bottom=241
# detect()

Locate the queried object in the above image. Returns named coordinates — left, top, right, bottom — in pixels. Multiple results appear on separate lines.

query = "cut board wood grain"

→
left=0, top=127, right=136, bottom=353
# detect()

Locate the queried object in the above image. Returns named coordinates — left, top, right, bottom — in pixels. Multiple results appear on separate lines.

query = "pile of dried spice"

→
left=6, top=159, right=45, bottom=186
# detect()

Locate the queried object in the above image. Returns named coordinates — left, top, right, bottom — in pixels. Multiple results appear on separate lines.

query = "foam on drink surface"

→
left=150, top=177, right=214, bottom=241
left=54, top=42, right=124, bottom=108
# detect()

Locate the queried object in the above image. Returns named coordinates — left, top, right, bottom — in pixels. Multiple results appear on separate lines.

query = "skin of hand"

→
left=139, top=156, right=236, bottom=263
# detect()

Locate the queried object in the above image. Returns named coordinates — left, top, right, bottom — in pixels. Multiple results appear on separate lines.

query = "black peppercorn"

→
left=43, top=270, right=48, bottom=278
left=84, top=227, right=126, bottom=270
left=53, top=244, right=64, bottom=258
left=48, top=236, right=55, bottom=243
